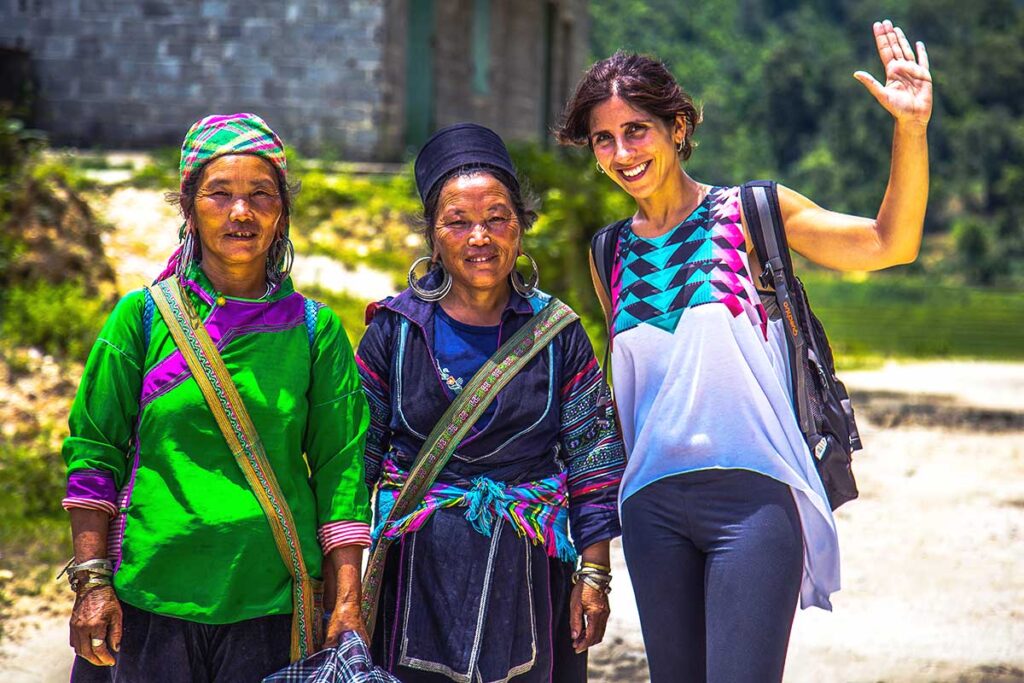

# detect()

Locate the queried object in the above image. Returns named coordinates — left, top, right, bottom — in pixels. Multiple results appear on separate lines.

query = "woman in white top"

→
left=554, top=20, right=931, bottom=683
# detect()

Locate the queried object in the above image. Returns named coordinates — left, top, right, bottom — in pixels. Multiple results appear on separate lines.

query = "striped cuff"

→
left=317, top=520, right=372, bottom=554
left=64, top=469, right=117, bottom=518
left=62, top=497, right=118, bottom=517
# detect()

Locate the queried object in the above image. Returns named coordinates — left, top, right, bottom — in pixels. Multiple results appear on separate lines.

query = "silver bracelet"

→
left=580, top=575, right=612, bottom=595
left=59, top=557, right=115, bottom=592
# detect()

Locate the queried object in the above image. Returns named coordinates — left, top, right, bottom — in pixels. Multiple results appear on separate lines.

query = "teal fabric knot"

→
left=463, top=477, right=509, bottom=537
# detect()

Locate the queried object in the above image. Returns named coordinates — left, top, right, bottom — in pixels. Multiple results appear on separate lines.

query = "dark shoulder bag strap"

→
left=740, top=181, right=812, bottom=435
left=590, top=219, right=629, bottom=302
left=590, top=219, right=628, bottom=377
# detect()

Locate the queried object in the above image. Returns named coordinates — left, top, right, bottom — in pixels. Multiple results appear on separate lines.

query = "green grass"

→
left=0, top=280, right=114, bottom=363
left=801, top=272, right=1024, bottom=362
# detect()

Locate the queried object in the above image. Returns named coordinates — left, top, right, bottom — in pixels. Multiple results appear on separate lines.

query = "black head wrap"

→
left=413, top=123, right=519, bottom=203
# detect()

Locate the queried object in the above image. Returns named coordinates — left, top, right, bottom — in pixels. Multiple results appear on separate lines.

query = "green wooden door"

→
left=405, top=0, right=435, bottom=149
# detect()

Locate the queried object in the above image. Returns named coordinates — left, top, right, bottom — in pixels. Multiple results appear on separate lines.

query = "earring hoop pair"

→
left=407, top=253, right=540, bottom=301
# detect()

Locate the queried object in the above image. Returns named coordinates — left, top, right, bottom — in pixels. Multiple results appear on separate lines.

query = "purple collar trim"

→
left=140, top=292, right=305, bottom=407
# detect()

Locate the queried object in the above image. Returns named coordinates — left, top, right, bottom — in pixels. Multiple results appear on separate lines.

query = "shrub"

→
left=0, top=280, right=112, bottom=362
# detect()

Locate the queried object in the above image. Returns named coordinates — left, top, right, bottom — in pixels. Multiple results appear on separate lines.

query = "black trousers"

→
left=71, top=601, right=292, bottom=683
left=621, top=469, right=804, bottom=683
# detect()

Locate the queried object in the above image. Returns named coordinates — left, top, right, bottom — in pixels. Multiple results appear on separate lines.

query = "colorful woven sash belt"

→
left=372, top=458, right=578, bottom=563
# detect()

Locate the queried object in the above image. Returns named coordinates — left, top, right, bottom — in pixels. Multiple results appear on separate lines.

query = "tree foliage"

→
left=589, top=0, right=1024, bottom=285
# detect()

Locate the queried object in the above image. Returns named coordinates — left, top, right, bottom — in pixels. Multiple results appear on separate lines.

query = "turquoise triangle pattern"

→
left=614, top=308, right=645, bottom=334
left=648, top=286, right=685, bottom=312
left=612, top=186, right=766, bottom=338
left=644, top=262, right=685, bottom=291
left=689, top=280, right=715, bottom=306
left=646, top=309, right=684, bottom=333
left=620, top=266, right=643, bottom=289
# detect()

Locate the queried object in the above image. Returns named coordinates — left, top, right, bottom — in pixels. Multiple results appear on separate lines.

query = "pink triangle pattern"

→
left=708, top=187, right=768, bottom=339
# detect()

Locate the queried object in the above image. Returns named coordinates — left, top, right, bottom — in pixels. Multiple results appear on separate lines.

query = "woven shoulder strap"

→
left=360, top=297, right=579, bottom=634
left=148, top=277, right=319, bottom=661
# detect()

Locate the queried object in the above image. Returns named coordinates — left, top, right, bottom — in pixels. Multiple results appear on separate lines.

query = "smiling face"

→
left=432, top=172, right=521, bottom=295
left=588, top=95, right=685, bottom=201
left=191, top=154, right=283, bottom=277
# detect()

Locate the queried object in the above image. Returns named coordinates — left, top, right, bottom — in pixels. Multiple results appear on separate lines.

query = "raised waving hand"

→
left=854, top=20, right=932, bottom=128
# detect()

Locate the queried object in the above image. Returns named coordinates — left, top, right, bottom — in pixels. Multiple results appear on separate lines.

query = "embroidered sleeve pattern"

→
left=355, top=315, right=394, bottom=490
left=559, top=329, right=626, bottom=550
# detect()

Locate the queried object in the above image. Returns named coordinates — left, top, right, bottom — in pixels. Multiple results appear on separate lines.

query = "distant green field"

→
left=306, top=273, right=1024, bottom=365
left=800, top=273, right=1024, bottom=362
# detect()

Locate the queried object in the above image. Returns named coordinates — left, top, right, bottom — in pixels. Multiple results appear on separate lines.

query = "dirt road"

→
left=3, top=360, right=1021, bottom=682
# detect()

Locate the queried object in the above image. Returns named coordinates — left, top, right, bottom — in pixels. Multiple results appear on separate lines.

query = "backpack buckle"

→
left=759, top=262, right=775, bottom=289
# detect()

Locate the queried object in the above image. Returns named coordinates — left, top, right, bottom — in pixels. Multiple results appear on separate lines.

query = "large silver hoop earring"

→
left=676, top=139, right=684, bottom=153
left=408, top=256, right=452, bottom=302
left=266, top=234, right=295, bottom=285
left=510, top=253, right=539, bottom=298
left=176, top=229, right=197, bottom=282
left=595, top=161, right=605, bottom=175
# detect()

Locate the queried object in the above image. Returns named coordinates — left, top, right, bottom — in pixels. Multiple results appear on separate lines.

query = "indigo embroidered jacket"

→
left=356, top=280, right=626, bottom=555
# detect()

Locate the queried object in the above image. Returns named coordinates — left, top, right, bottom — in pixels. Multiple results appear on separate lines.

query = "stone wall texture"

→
left=0, top=0, right=587, bottom=160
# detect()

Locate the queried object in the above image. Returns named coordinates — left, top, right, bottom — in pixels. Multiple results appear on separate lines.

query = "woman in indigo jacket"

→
left=356, top=123, right=627, bottom=682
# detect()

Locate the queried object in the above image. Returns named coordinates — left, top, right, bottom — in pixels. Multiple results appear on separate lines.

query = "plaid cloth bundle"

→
left=262, top=631, right=399, bottom=683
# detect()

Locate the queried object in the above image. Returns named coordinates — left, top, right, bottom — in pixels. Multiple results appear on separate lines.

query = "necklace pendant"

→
left=215, top=295, right=226, bottom=307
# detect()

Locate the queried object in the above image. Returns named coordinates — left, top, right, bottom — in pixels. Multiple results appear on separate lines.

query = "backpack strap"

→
left=303, top=297, right=323, bottom=347
left=590, top=219, right=629, bottom=302
left=590, top=219, right=629, bottom=379
left=740, top=181, right=812, bottom=435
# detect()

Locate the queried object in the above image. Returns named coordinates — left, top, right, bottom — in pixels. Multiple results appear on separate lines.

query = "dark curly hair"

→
left=555, top=51, right=703, bottom=161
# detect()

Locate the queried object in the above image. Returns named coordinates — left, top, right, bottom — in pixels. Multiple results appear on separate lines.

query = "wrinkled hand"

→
left=854, top=20, right=932, bottom=127
left=70, top=585, right=122, bottom=666
left=323, top=601, right=369, bottom=650
left=569, top=580, right=610, bottom=654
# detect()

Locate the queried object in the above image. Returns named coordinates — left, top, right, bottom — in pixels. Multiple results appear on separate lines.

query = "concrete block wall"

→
left=0, top=0, right=389, bottom=159
left=429, top=0, right=589, bottom=148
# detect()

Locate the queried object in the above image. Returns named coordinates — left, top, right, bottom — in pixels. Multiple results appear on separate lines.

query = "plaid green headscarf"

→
left=156, top=113, right=290, bottom=283
left=179, top=112, right=288, bottom=194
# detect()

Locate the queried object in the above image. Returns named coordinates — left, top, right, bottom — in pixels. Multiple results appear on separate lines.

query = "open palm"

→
left=855, top=20, right=932, bottom=127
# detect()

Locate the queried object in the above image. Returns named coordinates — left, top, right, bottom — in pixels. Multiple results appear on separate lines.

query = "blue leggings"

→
left=621, top=469, right=803, bottom=683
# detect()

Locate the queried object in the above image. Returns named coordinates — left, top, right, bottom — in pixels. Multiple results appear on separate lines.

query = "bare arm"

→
left=323, top=544, right=368, bottom=647
left=69, top=508, right=122, bottom=667
left=751, top=21, right=932, bottom=272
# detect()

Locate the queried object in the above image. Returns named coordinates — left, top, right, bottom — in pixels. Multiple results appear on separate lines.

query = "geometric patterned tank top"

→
left=611, top=185, right=767, bottom=341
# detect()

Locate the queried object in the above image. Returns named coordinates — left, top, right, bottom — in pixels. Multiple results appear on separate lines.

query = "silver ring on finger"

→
left=90, top=637, right=105, bottom=647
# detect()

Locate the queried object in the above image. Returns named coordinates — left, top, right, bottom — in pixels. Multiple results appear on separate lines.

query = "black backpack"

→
left=590, top=181, right=861, bottom=510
